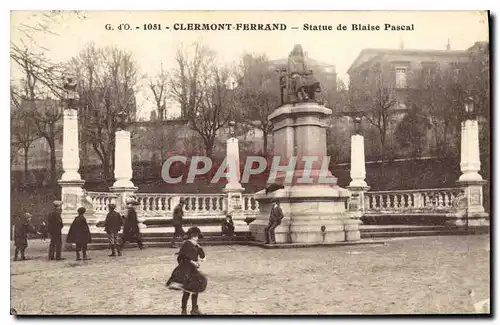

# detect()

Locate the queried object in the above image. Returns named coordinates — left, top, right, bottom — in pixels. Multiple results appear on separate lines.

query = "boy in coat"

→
left=104, top=203, right=123, bottom=257
left=67, top=207, right=92, bottom=261
left=13, top=213, right=38, bottom=261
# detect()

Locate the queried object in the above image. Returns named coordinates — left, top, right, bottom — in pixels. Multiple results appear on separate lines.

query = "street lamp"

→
left=116, top=110, right=127, bottom=130
left=464, top=96, right=476, bottom=120
left=229, top=120, right=236, bottom=138
left=63, top=78, right=78, bottom=109
left=353, top=116, right=362, bottom=135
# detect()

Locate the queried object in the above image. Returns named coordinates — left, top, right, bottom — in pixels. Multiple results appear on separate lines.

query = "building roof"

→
left=347, top=48, right=469, bottom=75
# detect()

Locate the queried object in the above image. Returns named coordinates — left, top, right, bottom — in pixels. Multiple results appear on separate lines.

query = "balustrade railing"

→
left=86, top=191, right=119, bottom=213
left=243, top=194, right=259, bottom=214
left=364, top=188, right=464, bottom=213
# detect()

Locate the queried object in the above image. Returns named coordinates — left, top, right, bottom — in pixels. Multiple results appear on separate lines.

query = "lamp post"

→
left=63, top=78, right=78, bottom=109
left=116, top=110, right=127, bottom=131
left=457, top=95, right=488, bottom=226
left=353, top=116, right=362, bottom=135
left=228, top=120, right=236, bottom=138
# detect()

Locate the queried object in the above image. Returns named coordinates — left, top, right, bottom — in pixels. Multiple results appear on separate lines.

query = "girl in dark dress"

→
left=166, top=227, right=207, bottom=315
left=66, top=207, right=92, bottom=261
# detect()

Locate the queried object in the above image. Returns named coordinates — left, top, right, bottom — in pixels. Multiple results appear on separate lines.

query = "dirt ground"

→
left=10, top=235, right=490, bottom=315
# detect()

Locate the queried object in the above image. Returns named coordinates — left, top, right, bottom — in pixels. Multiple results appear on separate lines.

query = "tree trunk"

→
left=263, top=129, right=268, bottom=155
left=23, top=147, right=29, bottom=185
left=48, top=139, right=58, bottom=194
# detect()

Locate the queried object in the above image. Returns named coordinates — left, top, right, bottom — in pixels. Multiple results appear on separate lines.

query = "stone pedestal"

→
left=349, top=134, right=368, bottom=188
left=347, top=132, right=369, bottom=230
left=58, top=109, right=85, bottom=248
left=249, top=102, right=357, bottom=243
left=60, top=109, right=82, bottom=182
left=223, top=137, right=247, bottom=231
left=113, top=130, right=135, bottom=188
left=456, top=119, right=489, bottom=226
left=110, top=129, right=142, bottom=228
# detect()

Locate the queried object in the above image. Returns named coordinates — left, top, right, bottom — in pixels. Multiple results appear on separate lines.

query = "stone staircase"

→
left=79, top=224, right=489, bottom=250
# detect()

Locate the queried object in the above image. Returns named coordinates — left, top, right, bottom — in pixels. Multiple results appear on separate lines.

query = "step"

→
left=77, top=240, right=251, bottom=251
left=88, top=235, right=251, bottom=244
left=359, top=226, right=461, bottom=233
left=360, top=230, right=468, bottom=239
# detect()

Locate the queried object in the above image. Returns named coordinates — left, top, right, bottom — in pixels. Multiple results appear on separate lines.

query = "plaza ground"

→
left=11, top=235, right=490, bottom=315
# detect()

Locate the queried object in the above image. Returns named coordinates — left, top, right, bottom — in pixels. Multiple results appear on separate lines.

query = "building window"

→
left=395, top=67, right=407, bottom=88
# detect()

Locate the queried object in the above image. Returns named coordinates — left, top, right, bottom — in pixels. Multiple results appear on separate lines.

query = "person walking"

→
left=66, top=207, right=92, bottom=261
left=47, top=200, right=64, bottom=260
left=170, top=198, right=186, bottom=248
left=166, top=227, right=208, bottom=315
left=264, top=198, right=284, bottom=245
left=13, top=212, right=38, bottom=261
left=104, top=203, right=123, bottom=257
left=121, top=198, right=144, bottom=250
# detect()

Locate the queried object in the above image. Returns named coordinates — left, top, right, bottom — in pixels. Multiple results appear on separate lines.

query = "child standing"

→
left=166, top=227, right=208, bottom=315
left=13, top=212, right=38, bottom=261
left=104, top=203, right=123, bottom=257
left=66, top=207, right=92, bottom=261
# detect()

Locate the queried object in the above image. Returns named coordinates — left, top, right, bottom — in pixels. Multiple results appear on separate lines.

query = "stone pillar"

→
left=110, top=129, right=140, bottom=227
left=58, top=109, right=86, bottom=249
left=113, top=130, right=135, bottom=188
left=347, top=128, right=369, bottom=238
left=457, top=119, right=488, bottom=226
left=223, top=137, right=246, bottom=232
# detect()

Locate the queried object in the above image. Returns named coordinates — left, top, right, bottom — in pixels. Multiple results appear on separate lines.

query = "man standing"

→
left=264, top=198, right=284, bottom=245
left=170, top=198, right=186, bottom=248
left=47, top=200, right=64, bottom=260
left=104, top=203, right=123, bottom=257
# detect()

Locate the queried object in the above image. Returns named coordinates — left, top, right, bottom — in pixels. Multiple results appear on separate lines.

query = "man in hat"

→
left=104, top=203, right=123, bottom=257
left=170, top=198, right=186, bottom=248
left=13, top=212, right=38, bottom=261
left=47, top=200, right=64, bottom=260
left=121, top=198, right=144, bottom=250
left=264, top=198, right=284, bottom=245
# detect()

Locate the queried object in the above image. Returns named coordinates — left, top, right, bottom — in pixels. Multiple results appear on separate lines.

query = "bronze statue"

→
left=277, top=45, right=322, bottom=105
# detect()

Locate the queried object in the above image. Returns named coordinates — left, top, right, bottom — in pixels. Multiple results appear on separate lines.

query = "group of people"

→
left=13, top=195, right=285, bottom=315
left=12, top=197, right=145, bottom=262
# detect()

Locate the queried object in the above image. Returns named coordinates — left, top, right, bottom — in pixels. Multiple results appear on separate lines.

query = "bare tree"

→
left=11, top=103, right=41, bottom=183
left=71, top=43, right=139, bottom=181
left=234, top=53, right=279, bottom=155
left=169, top=43, right=233, bottom=159
left=148, top=64, right=169, bottom=120
left=10, top=49, right=65, bottom=189
left=349, top=63, right=397, bottom=158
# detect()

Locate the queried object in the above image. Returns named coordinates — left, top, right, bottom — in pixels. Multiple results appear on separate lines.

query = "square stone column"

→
left=58, top=108, right=86, bottom=249
left=223, top=137, right=247, bottom=232
left=456, top=118, right=489, bottom=226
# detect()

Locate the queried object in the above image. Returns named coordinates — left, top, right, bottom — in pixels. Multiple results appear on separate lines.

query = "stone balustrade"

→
left=242, top=194, right=259, bottom=214
left=364, top=188, right=465, bottom=213
left=86, top=191, right=119, bottom=214
left=86, top=187, right=466, bottom=222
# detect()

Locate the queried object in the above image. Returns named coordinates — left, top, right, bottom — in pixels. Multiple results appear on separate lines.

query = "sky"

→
left=11, top=11, right=489, bottom=120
